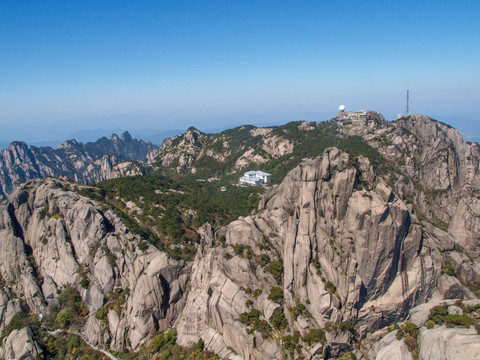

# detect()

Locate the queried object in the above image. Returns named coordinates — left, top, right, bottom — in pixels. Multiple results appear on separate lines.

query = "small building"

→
left=239, top=170, right=271, bottom=185
left=337, top=109, right=384, bottom=123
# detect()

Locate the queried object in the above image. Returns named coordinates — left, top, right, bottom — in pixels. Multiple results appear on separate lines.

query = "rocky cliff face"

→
left=175, top=148, right=450, bottom=359
left=0, top=178, right=187, bottom=355
left=0, top=132, right=155, bottom=198
left=340, top=114, right=480, bottom=250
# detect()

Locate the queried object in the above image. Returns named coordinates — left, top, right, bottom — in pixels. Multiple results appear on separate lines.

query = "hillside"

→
left=148, top=113, right=480, bottom=250
left=0, top=132, right=156, bottom=198
left=0, top=113, right=479, bottom=359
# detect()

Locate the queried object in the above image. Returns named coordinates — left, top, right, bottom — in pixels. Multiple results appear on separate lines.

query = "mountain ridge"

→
left=0, top=131, right=157, bottom=198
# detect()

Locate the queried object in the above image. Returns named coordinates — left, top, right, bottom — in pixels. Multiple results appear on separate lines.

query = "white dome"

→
left=339, top=105, right=345, bottom=111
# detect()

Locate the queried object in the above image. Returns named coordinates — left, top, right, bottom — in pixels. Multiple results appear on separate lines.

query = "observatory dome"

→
left=339, top=105, right=345, bottom=111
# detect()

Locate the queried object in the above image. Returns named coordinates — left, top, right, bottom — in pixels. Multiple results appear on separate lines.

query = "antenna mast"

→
left=405, top=89, right=409, bottom=114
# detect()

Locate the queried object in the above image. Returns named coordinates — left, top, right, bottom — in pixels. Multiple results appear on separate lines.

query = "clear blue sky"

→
left=1, top=0, right=479, bottom=145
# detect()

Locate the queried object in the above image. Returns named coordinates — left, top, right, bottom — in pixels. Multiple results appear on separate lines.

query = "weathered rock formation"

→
left=0, top=178, right=187, bottom=354
left=175, top=147, right=449, bottom=358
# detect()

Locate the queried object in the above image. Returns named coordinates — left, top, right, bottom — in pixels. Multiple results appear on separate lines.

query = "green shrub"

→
left=258, top=254, right=270, bottom=266
left=239, top=309, right=261, bottom=326
left=338, top=322, right=355, bottom=333
left=80, top=278, right=90, bottom=289
left=425, top=320, right=435, bottom=329
left=325, top=281, right=337, bottom=294
left=282, top=330, right=301, bottom=358
left=475, top=323, right=480, bottom=334
left=311, top=258, right=322, bottom=276
left=39, top=205, right=49, bottom=220
left=302, top=328, right=326, bottom=346
left=252, top=289, right=262, bottom=298
left=55, top=311, right=72, bottom=329
left=239, top=309, right=272, bottom=338
left=271, top=310, right=288, bottom=330
left=443, top=314, right=474, bottom=328
left=95, top=307, right=108, bottom=324
left=268, top=287, right=283, bottom=304
left=0, top=312, right=31, bottom=343
left=396, top=321, right=419, bottom=340
left=149, top=329, right=178, bottom=353
left=403, top=321, right=419, bottom=338
left=443, top=260, right=456, bottom=276
left=266, top=261, right=283, bottom=284
left=291, top=302, right=311, bottom=320
left=138, top=241, right=148, bottom=252
left=428, top=305, right=473, bottom=328
left=429, top=305, right=448, bottom=324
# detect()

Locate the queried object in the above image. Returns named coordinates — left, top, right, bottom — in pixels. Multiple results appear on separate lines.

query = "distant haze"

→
left=1, top=1, right=479, bottom=148
left=0, top=110, right=479, bottom=151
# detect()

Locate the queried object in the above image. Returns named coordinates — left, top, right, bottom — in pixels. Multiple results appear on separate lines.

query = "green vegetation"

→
left=427, top=304, right=475, bottom=328
left=395, top=322, right=420, bottom=360
left=396, top=321, right=419, bottom=340
left=302, top=328, right=326, bottom=346
left=117, top=328, right=221, bottom=360
left=338, top=322, right=355, bottom=334
left=0, top=286, right=106, bottom=359
left=271, top=310, right=288, bottom=330
left=282, top=330, right=301, bottom=358
left=77, top=174, right=263, bottom=261
left=42, top=332, right=105, bottom=359
left=311, top=258, right=322, bottom=276
left=52, top=285, right=88, bottom=329
left=39, top=205, right=49, bottom=220
left=325, top=281, right=337, bottom=294
left=239, top=309, right=273, bottom=338
left=154, top=120, right=385, bottom=185
left=233, top=244, right=253, bottom=259
left=268, top=286, right=283, bottom=304
left=95, top=287, right=130, bottom=322
left=266, top=261, right=283, bottom=284
left=290, top=302, right=312, bottom=320
left=0, top=311, right=33, bottom=343
left=79, top=277, right=90, bottom=289
left=443, top=260, right=456, bottom=276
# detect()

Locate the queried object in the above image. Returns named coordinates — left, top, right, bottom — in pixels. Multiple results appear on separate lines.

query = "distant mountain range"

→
left=0, top=131, right=156, bottom=198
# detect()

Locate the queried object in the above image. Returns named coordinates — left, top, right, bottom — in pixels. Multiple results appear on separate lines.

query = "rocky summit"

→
left=0, top=113, right=480, bottom=359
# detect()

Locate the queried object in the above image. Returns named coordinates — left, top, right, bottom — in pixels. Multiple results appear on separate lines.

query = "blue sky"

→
left=1, top=0, right=479, bottom=145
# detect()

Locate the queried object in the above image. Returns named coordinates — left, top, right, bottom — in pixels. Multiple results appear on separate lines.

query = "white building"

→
left=239, top=170, right=271, bottom=185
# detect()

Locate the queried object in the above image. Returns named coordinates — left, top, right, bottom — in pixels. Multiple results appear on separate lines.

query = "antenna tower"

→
left=405, top=89, right=409, bottom=114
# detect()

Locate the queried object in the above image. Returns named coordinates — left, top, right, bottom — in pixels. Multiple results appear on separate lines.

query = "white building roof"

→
left=244, top=170, right=271, bottom=177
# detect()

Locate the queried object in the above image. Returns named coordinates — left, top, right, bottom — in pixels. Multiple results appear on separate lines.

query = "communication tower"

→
left=405, top=89, right=409, bottom=114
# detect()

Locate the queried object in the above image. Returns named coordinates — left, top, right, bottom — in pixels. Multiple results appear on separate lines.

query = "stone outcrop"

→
left=0, top=178, right=186, bottom=353
left=175, top=148, right=444, bottom=358
left=363, top=299, right=480, bottom=360
left=0, top=327, right=42, bottom=360
left=342, top=114, right=480, bottom=250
